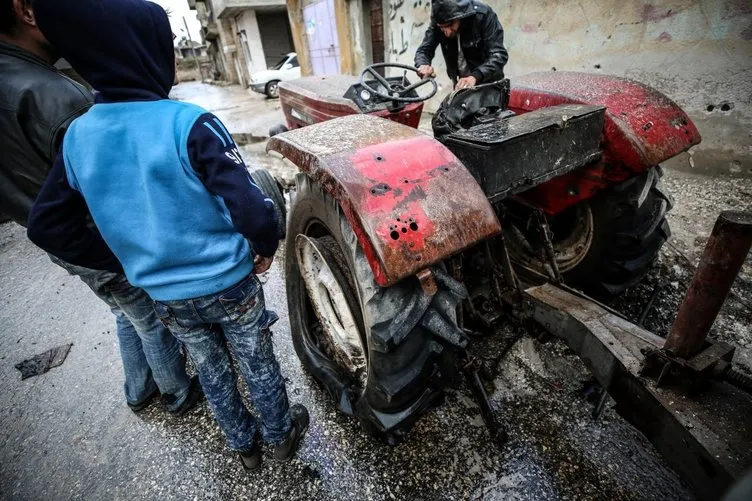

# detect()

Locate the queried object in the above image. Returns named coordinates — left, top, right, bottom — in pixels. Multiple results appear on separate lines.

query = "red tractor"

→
left=265, top=64, right=701, bottom=444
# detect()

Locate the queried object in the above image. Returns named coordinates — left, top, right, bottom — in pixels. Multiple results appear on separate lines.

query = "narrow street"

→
left=1, top=83, right=750, bottom=500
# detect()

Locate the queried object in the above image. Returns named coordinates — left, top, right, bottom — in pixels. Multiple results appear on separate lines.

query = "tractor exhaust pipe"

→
left=664, top=211, right=752, bottom=358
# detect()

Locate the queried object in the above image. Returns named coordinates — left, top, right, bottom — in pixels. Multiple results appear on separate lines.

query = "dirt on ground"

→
left=613, top=172, right=752, bottom=351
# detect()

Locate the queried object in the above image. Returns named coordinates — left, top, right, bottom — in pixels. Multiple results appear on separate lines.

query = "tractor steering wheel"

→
left=359, top=63, right=438, bottom=104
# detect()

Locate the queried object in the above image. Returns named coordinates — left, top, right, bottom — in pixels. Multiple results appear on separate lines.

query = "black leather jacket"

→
left=414, top=0, right=508, bottom=85
left=0, top=41, right=92, bottom=226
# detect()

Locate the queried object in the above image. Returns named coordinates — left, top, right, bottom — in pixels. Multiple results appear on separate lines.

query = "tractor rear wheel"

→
left=285, top=173, right=467, bottom=444
left=507, top=166, right=672, bottom=300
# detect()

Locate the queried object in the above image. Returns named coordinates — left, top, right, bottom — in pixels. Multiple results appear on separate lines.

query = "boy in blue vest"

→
left=27, top=0, right=308, bottom=470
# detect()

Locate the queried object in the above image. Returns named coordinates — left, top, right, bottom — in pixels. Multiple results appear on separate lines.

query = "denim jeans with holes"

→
left=153, top=273, right=292, bottom=451
left=49, top=255, right=191, bottom=410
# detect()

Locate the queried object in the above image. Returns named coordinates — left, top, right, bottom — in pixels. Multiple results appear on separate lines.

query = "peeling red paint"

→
left=509, top=71, right=701, bottom=215
left=657, top=31, right=673, bottom=42
left=267, top=115, right=501, bottom=286
left=641, top=4, right=677, bottom=23
left=278, top=76, right=424, bottom=131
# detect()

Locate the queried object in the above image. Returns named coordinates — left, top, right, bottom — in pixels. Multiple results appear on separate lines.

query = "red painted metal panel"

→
left=508, top=72, right=701, bottom=215
left=267, top=114, right=501, bottom=286
left=279, top=77, right=423, bottom=130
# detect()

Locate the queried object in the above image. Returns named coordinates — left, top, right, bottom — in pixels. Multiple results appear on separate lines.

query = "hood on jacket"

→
left=32, top=0, right=175, bottom=102
left=431, top=0, right=475, bottom=25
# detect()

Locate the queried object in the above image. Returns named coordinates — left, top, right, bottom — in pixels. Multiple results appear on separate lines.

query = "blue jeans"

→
left=49, top=255, right=191, bottom=411
left=153, top=273, right=292, bottom=451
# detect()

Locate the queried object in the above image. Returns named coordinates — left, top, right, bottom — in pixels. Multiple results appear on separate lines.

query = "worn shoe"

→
left=238, top=441, right=263, bottom=471
left=167, top=376, right=204, bottom=416
left=273, top=404, right=310, bottom=462
left=127, top=387, right=159, bottom=413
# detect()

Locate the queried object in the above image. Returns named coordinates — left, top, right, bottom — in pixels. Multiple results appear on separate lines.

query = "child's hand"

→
left=253, top=255, right=274, bottom=274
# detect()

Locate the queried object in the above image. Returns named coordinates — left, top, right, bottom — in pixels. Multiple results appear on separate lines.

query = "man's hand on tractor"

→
left=417, top=65, right=435, bottom=79
left=254, top=254, right=274, bottom=274
left=455, top=76, right=477, bottom=90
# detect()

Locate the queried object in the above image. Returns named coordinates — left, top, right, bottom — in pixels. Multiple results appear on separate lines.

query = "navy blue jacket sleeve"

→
left=187, top=113, right=280, bottom=257
left=26, top=152, right=123, bottom=273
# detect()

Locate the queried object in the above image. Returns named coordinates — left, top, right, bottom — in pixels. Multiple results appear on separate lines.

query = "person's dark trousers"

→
left=49, top=255, right=191, bottom=410
left=153, top=273, right=292, bottom=451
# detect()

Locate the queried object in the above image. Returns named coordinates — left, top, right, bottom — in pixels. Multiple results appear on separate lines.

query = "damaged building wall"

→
left=384, top=0, right=752, bottom=175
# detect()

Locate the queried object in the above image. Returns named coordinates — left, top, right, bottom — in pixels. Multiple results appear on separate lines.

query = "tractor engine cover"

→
left=442, top=104, right=606, bottom=203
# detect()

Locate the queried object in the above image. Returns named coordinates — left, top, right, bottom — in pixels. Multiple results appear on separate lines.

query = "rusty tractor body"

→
left=263, top=66, right=752, bottom=498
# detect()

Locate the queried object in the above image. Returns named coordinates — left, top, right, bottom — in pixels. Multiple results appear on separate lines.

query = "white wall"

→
left=236, top=9, right=269, bottom=75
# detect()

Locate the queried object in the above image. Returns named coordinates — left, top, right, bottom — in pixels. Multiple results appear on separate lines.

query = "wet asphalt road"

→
left=0, top=221, right=690, bottom=500
left=2, top=82, right=749, bottom=500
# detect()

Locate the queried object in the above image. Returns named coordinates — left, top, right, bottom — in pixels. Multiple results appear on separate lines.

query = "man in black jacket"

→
left=0, top=0, right=200, bottom=413
left=414, top=0, right=508, bottom=90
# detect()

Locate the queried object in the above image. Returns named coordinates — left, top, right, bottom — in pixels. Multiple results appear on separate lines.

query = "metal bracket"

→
left=534, top=210, right=562, bottom=284
left=417, top=268, right=438, bottom=297
left=640, top=341, right=736, bottom=387
left=461, top=350, right=508, bottom=448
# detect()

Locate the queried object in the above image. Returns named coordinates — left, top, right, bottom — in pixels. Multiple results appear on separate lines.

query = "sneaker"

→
left=167, top=376, right=203, bottom=416
left=127, top=387, right=159, bottom=413
left=273, top=404, right=310, bottom=462
left=238, top=441, right=262, bottom=471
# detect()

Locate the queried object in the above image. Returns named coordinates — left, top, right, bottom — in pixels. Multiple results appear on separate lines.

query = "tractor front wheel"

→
left=250, top=168, right=286, bottom=239
left=285, top=173, right=466, bottom=443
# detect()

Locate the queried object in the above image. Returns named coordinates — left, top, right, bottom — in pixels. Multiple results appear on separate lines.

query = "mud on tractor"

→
left=260, top=64, right=752, bottom=499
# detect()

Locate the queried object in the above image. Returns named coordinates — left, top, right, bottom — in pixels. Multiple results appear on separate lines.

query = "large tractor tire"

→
left=286, top=173, right=467, bottom=444
left=507, top=166, right=672, bottom=301
left=250, top=168, right=286, bottom=239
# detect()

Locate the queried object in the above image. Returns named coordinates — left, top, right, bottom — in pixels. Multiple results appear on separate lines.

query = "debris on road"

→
left=15, top=343, right=73, bottom=380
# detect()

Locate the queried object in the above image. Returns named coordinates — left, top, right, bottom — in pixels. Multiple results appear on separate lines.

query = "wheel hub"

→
left=295, top=234, right=366, bottom=383
left=506, top=204, right=594, bottom=273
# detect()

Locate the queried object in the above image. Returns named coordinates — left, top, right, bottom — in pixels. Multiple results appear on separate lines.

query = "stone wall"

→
left=383, top=0, right=752, bottom=175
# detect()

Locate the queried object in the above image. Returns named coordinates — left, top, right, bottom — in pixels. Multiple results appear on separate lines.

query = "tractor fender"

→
left=508, top=72, right=701, bottom=215
left=267, top=114, right=501, bottom=287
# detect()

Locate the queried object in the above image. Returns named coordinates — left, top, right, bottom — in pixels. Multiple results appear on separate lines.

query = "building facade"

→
left=188, top=0, right=295, bottom=85
left=286, top=0, right=751, bottom=176
left=174, top=39, right=208, bottom=60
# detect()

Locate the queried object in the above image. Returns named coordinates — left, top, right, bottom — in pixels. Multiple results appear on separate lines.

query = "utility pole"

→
left=183, top=16, right=204, bottom=82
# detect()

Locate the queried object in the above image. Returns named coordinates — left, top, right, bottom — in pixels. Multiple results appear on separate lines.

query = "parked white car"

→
left=250, top=53, right=301, bottom=99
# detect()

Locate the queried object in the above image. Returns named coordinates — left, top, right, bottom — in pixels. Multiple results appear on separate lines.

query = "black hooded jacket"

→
left=27, top=0, right=281, bottom=292
left=414, top=0, right=508, bottom=85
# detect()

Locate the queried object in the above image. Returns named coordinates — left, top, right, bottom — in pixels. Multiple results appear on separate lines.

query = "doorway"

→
left=302, top=0, right=340, bottom=76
